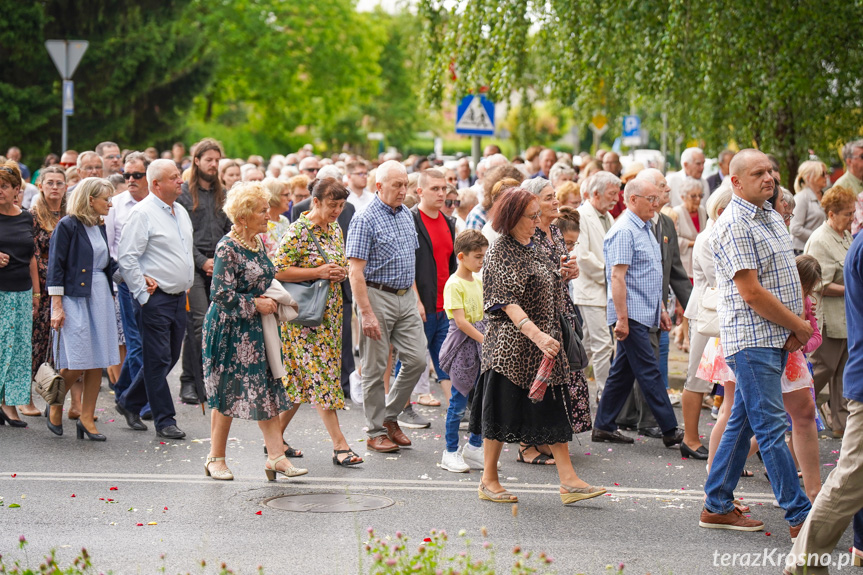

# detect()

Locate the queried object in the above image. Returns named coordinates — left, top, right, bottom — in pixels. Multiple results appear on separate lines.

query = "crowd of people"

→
left=3, top=136, right=863, bottom=570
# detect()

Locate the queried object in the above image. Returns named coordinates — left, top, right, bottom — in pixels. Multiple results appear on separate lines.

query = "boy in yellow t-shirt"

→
left=440, top=230, right=489, bottom=473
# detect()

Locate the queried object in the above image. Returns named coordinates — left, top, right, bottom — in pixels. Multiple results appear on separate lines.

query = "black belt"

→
left=366, top=281, right=409, bottom=296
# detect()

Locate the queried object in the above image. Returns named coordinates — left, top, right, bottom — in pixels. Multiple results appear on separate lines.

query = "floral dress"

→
left=260, top=215, right=291, bottom=260
left=202, top=235, right=291, bottom=420
left=274, top=212, right=346, bottom=410
left=30, top=211, right=54, bottom=377
left=534, top=225, right=592, bottom=434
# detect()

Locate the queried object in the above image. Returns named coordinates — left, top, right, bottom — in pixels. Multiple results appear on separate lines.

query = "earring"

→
left=244, top=225, right=248, bottom=229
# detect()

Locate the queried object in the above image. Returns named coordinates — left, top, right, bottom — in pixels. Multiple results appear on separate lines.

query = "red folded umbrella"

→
left=528, top=356, right=556, bottom=403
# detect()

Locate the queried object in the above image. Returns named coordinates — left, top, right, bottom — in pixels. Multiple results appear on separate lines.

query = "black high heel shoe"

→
left=45, top=405, right=63, bottom=436
left=76, top=420, right=106, bottom=441
left=0, top=409, right=28, bottom=428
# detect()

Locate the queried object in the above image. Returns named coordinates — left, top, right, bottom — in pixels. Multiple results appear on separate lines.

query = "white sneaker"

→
left=441, top=449, right=469, bottom=473
left=461, top=443, right=501, bottom=469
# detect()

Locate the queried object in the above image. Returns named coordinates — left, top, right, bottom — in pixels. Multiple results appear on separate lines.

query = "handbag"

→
left=696, top=286, right=720, bottom=337
left=34, top=328, right=66, bottom=406
left=279, top=223, right=331, bottom=327
left=560, top=313, right=589, bottom=372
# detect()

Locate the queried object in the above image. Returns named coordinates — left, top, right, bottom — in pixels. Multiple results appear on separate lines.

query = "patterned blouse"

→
left=260, top=215, right=291, bottom=260
left=481, top=233, right=568, bottom=389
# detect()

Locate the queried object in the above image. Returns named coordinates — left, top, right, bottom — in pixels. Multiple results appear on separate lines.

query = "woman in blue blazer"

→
left=46, top=177, right=119, bottom=440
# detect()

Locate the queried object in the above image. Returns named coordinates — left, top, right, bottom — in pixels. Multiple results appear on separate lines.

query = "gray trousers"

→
left=359, top=288, right=428, bottom=438
left=615, top=329, right=660, bottom=429
left=180, top=272, right=209, bottom=393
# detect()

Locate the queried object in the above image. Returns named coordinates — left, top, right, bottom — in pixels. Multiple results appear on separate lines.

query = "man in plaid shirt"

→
left=699, top=149, right=815, bottom=537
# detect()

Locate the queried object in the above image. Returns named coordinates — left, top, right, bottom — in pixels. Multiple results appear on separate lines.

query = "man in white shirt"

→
left=572, top=171, right=620, bottom=401
left=105, top=152, right=151, bottom=412
left=344, top=160, right=375, bottom=214
left=667, top=147, right=710, bottom=208
left=116, top=159, right=195, bottom=440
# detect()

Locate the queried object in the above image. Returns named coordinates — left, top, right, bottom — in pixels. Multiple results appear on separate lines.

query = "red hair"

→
left=490, top=188, right=536, bottom=236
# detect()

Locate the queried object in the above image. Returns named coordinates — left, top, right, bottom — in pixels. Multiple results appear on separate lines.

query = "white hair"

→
left=76, top=151, right=103, bottom=170
left=376, top=160, right=406, bottom=184
left=549, top=162, right=576, bottom=185
left=583, top=171, right=622, bottom=197
left=486, top=154, right=509, bottom=169
left=623, top=178, right=653, bottom=202
left=681, top=147, right=704, bottom=166
left=317, top=165, right=343, bottom=181
left=147, top=159, right=177, bottom=188
left=634, top=168, right=664, bottom=186
left=680, top=176, right=704, bottom=198
left=706, top=183, right=733, bottom=221
left=522, top=177, right=551, bottom=196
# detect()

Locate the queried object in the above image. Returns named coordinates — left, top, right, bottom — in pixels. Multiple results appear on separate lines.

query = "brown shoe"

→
left=790, top=521, right=804, bottom=542
left=699, top=507, right=764, bottom=532
left=367, top=435, right=400, bottom=453
left=383, top=420, right=412, bottom=447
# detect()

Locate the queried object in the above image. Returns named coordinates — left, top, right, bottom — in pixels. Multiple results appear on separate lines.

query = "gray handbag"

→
left=280, top=223, right=331, bottom=327
left=34, top=328, right=67, bottom=405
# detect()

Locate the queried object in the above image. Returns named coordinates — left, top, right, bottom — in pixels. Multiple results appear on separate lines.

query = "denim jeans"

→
left=114, top=283, right=150, bottom=416
left=445, top=385, right=481, bottom=453
left=659, top=329, right=669, bottom=388
left=704, top=347, right=811, bottom=525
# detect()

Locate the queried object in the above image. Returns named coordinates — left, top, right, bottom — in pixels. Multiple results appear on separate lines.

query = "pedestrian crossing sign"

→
left=456, top=95, right=495, bottom=136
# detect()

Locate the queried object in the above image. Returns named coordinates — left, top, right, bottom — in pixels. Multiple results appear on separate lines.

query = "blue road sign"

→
left=455, top=95, right=495, bottom=136
left=623, top=115, right=641, bottom=138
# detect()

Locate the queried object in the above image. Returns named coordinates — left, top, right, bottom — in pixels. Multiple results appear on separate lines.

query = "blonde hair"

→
left=555, top=181, right=581, bottom=205
left=794, top=160, right=827, bottom=193
left=288, top=174, right=310, bottom=194
left=223, top=182, right=270, bottom=225
left=261, top=177, right=287, bottom=208
left=32, top=166, right=67, bottom=232
left=67, top=177, right=113, bottom=227
left=0, top=159, right=22, bottom=189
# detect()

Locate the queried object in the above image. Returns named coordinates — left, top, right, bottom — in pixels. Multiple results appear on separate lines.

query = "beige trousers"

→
left=811, top=336, right=849, bottom=433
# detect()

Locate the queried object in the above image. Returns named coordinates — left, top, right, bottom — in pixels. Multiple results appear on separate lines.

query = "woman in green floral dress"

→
left=274, top=177, right=363, bottom=466
left=202, top=182, right=307, bottom=481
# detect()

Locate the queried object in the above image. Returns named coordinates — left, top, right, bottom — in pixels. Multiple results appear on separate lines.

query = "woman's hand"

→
left=51, top=305, right=65, bottom=330
left=317, top=263, right=347, bottom=282
left=254, top=296, right=277, bottom=315
left=560, top=255, right=579, bottom=281
left=0, top=251, right=9, bottom=268
left=530, top=330, right=561, bottom=359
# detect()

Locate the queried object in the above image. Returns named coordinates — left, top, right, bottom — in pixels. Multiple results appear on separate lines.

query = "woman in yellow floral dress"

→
left=274, top=177, right=363, bottom=466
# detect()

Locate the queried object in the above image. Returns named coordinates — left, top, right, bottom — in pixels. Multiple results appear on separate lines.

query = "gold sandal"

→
left=265, top=454, right=308, bottom=481
left=560, top=483, right=606, bottom=504
left=478, top=481, right=518, bottom=503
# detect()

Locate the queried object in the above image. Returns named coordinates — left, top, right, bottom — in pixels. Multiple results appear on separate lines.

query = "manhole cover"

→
left=263, top=493, right=395, bottom=513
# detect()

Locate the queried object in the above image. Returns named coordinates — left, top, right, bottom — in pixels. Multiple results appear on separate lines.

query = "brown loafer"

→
left=790, top=521, right=804, bottom=542
left=699, top=507, right=764, bottom=531
left=383, top=420, right=412, bottom=447
left=367, top=435, right=400, bottom=453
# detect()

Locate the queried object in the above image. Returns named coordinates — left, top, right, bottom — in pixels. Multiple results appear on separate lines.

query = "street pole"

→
left=471, top=136, right=481, bottom=170
left=45, top=40, right=88, bottom=153
left=661, top=111, right=668, bottom=174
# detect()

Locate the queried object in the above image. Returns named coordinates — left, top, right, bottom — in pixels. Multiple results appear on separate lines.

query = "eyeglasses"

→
left=42, top=181, right=65, bottom=188
left=59, top=162, right=76, bottom=168
left=444, top=199, right=461, bottom=208
left=302, top=168, right=319, bottom=174
left=80, top=165, right=102, bottom=173
left=124, top=172, right=146, bottom=180
left=565, top=241, right=580, bottom=251
left=522, top=210, right=542, bottom=221
left=633, top=194, right=659, bottom=204
left=352, top=172, right=368, bottom=177
left=104, top=154, right=122, bottom=160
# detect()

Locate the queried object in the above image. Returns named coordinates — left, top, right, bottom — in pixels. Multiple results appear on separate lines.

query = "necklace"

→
left=230, top=229, right=261, bottom=252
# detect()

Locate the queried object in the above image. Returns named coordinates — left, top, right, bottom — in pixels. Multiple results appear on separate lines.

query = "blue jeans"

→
left=595, top=320, right=678, bottom=435
left=704, top=347, right=811, bottom=525
left=445, top=385, right=481, bottom=453
left=659, top=329, right=669, bottom=388
left=396, top=310, right=451, bottom=382
left=114, top=283, right=150, bottom=416
left=855, top=508, right=863, bottom=550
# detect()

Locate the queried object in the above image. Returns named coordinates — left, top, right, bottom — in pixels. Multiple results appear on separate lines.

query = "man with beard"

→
left=176, top=138, right=230, bottom=404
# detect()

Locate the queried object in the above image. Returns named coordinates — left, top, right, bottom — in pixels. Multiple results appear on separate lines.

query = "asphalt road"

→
left=0, top=350, right=854, bottom=575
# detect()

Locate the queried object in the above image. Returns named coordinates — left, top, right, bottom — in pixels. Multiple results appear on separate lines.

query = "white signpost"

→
left=45, top=40, right=89, bottom=152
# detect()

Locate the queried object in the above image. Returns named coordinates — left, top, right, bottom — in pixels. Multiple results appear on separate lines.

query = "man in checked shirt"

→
left=699, top=149, right=814, bottom=539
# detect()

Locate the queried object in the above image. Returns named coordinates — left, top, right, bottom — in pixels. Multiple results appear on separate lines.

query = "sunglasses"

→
left=302, top=168, right=319, bottom=173
left=124, top=172, right=146, bottom=180
left=444, top=199, right=461, bottom=208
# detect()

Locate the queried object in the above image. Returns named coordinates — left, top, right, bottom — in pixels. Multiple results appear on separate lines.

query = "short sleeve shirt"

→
left=444, top=275, right=483, bottom=323
left=603, top=209, right=663, bottom=327
left=344, top=196, right=418, bottom=290
left=710, top=194, right=803, bottom=357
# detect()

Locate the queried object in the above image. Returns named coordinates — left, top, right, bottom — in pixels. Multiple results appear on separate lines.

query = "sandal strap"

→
left=267, top=454, right=287, bottom=467
left=206, top=456, right=226, bottom=463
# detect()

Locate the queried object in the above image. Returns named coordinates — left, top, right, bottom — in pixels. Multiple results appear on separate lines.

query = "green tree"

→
left=419, top=0, right=863, bottom=181
left=0, top=0, right=213, bottom=157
